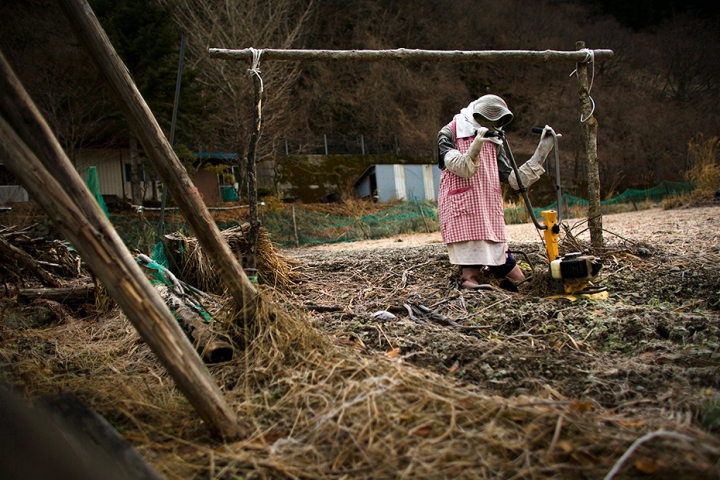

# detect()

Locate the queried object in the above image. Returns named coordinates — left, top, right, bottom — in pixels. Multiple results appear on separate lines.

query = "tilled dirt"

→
left=286, top=205, right=720, bottom=428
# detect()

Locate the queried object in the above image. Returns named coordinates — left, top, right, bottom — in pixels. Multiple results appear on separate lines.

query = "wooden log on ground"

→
left=164, top=289, right=234, bottom=364
left=0, top=55, right=244, bottom=439
left=17, top=285, right=95, bottom=304
left=54, top=0, right=258, bottom=320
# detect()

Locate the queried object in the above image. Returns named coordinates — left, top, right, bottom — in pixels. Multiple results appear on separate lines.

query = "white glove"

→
left=444, top=128, right=500, bottom=179
left=535, top=125, right=557, bottom=159
left=508, top=125, right=557, bottom=190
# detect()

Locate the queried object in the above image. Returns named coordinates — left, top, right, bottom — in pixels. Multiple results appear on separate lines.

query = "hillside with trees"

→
left=1, top=0, right=718, bottom=197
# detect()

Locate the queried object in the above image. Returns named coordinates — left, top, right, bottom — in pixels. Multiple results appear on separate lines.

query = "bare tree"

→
left=163, top=0, right=316, bottom=196
left=653, top=14, right=720, bottom=101
left=33, top=62, right=113, bottom=168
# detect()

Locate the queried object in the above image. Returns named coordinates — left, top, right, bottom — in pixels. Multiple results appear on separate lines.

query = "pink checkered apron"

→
left=438, top=119, right=506, bottom=245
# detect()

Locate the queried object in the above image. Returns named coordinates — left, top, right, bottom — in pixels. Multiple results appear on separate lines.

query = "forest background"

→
left=0, top=0, right=718, bottom=200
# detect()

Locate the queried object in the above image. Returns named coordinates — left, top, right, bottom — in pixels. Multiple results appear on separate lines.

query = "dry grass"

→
left=664, top=134, right=720, bottom=209
left=3, top=288, right=719, bottom=479
left=169, top=223, right=301, bottom=294
left=686, top=134, right=720, bottom=197
left=2, top=208, right=720, bottom=479
left=299, top=198, right=403, bottom=218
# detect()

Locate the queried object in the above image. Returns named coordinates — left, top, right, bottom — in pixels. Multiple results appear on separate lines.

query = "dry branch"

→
left=0, top=236, right=61, bottom=288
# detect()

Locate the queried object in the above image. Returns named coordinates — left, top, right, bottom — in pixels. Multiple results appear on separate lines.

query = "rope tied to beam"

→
left=569, top=48, right=596, bottom=123
left=247, top=47, right=264, bottom=94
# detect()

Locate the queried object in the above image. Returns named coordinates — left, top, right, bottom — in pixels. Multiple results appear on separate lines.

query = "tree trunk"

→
left=576, top=41, right=604, bottom=248
left=129, top=135, right=142, bottom=205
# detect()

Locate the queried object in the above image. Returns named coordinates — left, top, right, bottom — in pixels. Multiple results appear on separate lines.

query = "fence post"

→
left=291, top=205, right=300, bottom=247
left=361, top=135, right=365, bottom=155
left=324, top=134, right=328, bottom=155
left=576, top=40, right=604, bottom=248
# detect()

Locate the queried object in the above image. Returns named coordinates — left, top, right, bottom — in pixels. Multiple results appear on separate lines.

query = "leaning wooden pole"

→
left=575, top=41, right=604, bottom=248
left=56, top=0, right=259, bottom=317
left=0, top=110, right=244, bottom=438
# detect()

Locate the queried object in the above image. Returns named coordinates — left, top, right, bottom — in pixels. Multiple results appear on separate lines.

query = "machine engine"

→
left=549, top=251, right=603, bottom=293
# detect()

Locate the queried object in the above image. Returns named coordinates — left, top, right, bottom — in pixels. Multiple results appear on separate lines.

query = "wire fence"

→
left=105, top=180, right=694, bottom=251
left=274, top=134, right=436, bottom=158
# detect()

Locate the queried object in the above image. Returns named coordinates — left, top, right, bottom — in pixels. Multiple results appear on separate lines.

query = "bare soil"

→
left=287, top=205, right=720, bottom=424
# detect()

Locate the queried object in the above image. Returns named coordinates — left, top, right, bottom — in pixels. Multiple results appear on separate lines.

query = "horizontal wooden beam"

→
left=209, top=47, right=614, bottom=63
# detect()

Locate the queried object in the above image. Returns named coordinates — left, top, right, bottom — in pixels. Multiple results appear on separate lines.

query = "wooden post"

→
left=291, top=205, right=300, bottom=247
left=415, top=198, right=430, bottom=233
left=576, top=41, right=604, bottom=248
left=245, top=60, right=263, bottom=285
left=55, top=0, right=259, bottom=317
left=0, top=112, right=248, bottom=438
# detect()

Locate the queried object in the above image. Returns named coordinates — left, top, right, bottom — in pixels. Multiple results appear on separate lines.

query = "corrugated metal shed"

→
left=354, top=164, right=440, bottom=203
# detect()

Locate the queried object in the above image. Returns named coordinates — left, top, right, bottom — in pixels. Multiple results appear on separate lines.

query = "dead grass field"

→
left=1, top=204, right=719, bottom=479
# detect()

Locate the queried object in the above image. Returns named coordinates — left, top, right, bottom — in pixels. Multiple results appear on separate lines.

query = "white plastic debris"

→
left=370, top=310, right=396, bottom=320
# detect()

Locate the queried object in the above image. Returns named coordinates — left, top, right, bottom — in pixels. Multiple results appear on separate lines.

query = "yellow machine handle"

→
left=541, top=210, right=559, bottom=263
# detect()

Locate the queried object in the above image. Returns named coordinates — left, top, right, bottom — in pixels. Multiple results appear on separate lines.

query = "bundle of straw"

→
left=169, top=224, right=301, bottom=295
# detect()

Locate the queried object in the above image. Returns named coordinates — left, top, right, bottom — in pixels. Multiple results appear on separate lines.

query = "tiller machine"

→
left=487, top=127, right=604, bottom=294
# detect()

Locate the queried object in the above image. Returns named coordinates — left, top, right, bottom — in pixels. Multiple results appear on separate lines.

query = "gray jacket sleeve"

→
left=496, top=145, right=512, bottom=185
left=437, top=125, right=456, bottom=170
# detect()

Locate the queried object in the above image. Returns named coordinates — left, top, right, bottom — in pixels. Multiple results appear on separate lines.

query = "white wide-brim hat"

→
left=472, top=94, right=514, bottom=127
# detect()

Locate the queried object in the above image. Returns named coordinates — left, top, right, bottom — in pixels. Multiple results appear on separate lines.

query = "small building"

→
left=353, top=164, right=440, bottom=203
left=72, top=149, right=241, bottom=205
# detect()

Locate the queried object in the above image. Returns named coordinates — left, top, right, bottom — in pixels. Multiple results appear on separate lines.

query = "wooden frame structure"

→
left=209, top=43, right=613, bottom=247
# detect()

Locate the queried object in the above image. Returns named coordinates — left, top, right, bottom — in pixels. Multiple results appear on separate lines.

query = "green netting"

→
left=150, top=241, right=169, bottom=269
left=503, top=181, right=695, bottom=224
left=86, top=166, right=109, bottom=218
left=263, top=199, right=439, bottom=248
left=221, top=186, right=238, bottom=202
left=105, top=181, right=695, bottom=250
left=600, top=181, right=695, bottom=205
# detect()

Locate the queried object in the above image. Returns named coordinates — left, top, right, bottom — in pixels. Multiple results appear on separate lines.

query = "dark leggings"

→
left=466, top=253, right=517, bottom=279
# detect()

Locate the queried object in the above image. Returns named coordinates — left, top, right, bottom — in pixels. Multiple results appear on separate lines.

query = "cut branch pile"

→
left=0, top=224, right=86, bottom=287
